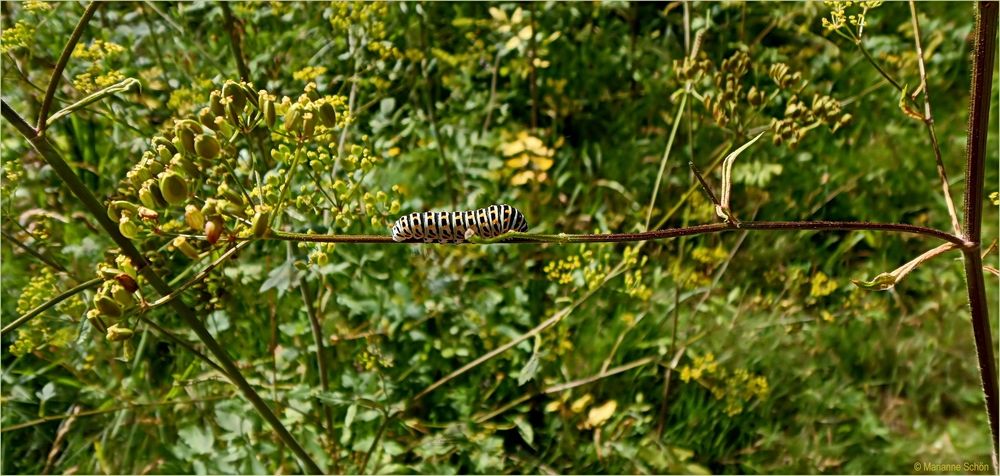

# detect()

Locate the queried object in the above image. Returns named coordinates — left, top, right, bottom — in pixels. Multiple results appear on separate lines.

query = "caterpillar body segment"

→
left=391, top=204, right=528, bottom=243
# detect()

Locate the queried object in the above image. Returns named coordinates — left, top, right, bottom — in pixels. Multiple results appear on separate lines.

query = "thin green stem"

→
left=271, top=144, right=304, bottom=229
left=36, top=1, right=101, bottom=133
left=2, top=395, right=235, bottom=433
left=1, top=229, right=70, bottom=275
left=299, top=279, right=337, bottom=471
left=1, top=277, right=101, bottom=338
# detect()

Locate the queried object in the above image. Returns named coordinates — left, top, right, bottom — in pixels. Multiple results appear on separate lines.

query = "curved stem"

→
left=1, top=277, right=101, bottom=338
left=36, top=1, right=101, bottom=133
left=907, top=0, right=961, bottom=236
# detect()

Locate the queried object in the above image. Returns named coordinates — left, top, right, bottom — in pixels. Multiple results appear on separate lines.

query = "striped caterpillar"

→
left=390, top=204, right=528, bottom=243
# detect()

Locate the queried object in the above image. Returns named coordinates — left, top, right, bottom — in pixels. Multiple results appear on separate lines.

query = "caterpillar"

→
left=391, top=204, right=528, bottom=243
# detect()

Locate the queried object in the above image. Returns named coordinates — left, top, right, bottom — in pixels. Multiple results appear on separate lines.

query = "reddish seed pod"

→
left=115, top=273, right=139, bottom=293
left=205, top=217, right=224, bottom=245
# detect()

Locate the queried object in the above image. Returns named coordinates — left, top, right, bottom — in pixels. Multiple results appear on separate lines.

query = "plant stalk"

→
left=961, top=1, right=998, bottom=465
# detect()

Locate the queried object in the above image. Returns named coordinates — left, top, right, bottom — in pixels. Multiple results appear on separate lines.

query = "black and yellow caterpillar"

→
left=391, top=204, right=528, bottom=243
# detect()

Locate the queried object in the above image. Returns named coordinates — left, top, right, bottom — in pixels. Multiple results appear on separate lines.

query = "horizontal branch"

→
left=269, top=220, right=968, bottom=247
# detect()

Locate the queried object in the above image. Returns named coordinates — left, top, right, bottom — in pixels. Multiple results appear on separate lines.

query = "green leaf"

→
left=178, top=425, right=215, bottom=455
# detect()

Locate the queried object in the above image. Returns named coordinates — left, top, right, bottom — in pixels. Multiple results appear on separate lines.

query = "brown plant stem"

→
left=220, top=2, right=251, bottom=83
left=36, top=1, right=101, bottom=133
left=270, top=221, right=967, bottom=247
left=962, top=1, right=998, bottom=465
left=1, top=100, right=323, bottom=475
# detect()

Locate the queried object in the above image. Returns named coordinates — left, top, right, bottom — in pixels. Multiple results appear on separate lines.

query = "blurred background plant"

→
left=1, top=1, right=997, bottom=474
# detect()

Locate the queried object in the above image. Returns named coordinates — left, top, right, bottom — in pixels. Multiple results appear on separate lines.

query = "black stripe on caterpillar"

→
left=390, top=204, right=528, bottom=243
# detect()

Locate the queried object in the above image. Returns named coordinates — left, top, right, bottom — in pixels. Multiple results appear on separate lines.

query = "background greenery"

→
left=1, top=1, right=998, bottom=474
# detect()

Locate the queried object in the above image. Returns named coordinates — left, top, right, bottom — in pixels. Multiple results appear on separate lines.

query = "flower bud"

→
left=107, top=200, right=138, bottom=222
left=159, top=171, right=188, bottom=205
left=173, top=236, right=200, bottom=259
left=106, top=323, right=134, bottom=342
left=195, top=134, right=221, bottom=160
left=185, top=204, right=205, bottom=231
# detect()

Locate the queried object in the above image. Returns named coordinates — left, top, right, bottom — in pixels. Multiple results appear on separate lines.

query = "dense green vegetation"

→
left=1, top=1, right=997, bottom=474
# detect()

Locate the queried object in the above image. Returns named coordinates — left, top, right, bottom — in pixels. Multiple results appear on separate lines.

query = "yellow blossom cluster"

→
left=501, top=131, right=559, bottom=186
left=680, top=352, right=770, bottom=416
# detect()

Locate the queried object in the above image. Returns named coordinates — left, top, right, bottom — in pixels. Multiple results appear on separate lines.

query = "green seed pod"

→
left=195, top=134, right=221, bottom=160
left=106, top=323, right=133, bottom=342
left=170, top=154, right=201, bottom=178
left=199, top=107, right=218, bottom=130
left=138, top=185, right=158, bottom=209
left=262, top=99, right=276, bottom=128
left=302, top=112, right=317, bottom=137
left=107, top=200, right=138, bottom=222
left=118, top=216, right=140, bottom=239
left=146, top=158, right=165, bottom=176
left=176, top=124, right=196, bottom=155
left=159, top=171, right=188, bottom=205
left=252, top=209, right=271, bottom=238
left=156, top=144, right=172, bottom=162
left=96, top=294, right=123, bottom=319
left=185, top=204, right=205, bottom=231
left=239, top=82, right=259, bottom=108
left=284, top=104, right=302, bottom=132
left=315, top=251, right=329, bottom=266
left=210, top=90, right=225, bottom=116
left=149, top=181, right=168, bottom=208
left=318, top=101, right=337, bottom=127
left=226, top=101, right=242, bottom=126
left=153, top=136, right=177, bottom=155
left=111, top=283, right=134, bottom=307
left=205, top=217, right=224, bottom=245
left=173, top=236, right=200, bottom=259
left=223, top=81, right=246, bottom=111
